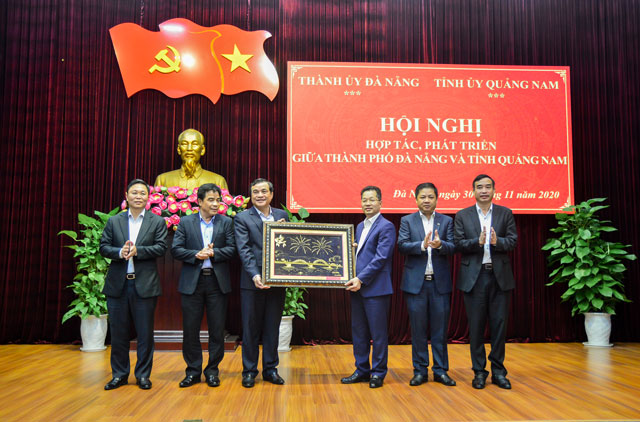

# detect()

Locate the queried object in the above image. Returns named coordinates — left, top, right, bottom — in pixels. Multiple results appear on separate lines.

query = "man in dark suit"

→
left=234, top=178, right=289, bottom=388
left=398, top=182, right=456, bottom=387
left=341, top=186, right=396, bottom=388
left=99, top=179, right=168, bottom=390
left=454, top=174, right=517, bottom=390
left=171, top=183, right=236, bottom=388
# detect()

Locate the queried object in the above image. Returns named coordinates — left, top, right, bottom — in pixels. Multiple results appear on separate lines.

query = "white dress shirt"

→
left=357, top=212, right=380, bottom=255
left=121, top=209, right=145, bottom=273
left=476, top=203, right=493, bottom=264
left=419, top=212, right=436, bottom=275
left=200, top=214, right=215, bottom=269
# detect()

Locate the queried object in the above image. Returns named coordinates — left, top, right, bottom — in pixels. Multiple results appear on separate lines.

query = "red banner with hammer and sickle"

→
left=110, top=18, right=279, bottom=103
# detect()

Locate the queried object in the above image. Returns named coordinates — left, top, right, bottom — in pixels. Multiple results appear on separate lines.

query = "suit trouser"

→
left=405, top=278, right=451, bottom=376
left=351, top=292, right=391, bottom=378
left=106, top=278, right=157, bottom=379
left=181, top=273, right=228, bottom=377
left=463, top=268, right=511, bottom=377
left=240, top=287, right=286, bottom=378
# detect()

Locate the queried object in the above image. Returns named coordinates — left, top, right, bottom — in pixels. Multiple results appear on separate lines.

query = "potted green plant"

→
left=59, top=208, right=119, bottom=351
left=278, top=206, right=310, bottom=352
left=542, top=198, right=636, bottom=346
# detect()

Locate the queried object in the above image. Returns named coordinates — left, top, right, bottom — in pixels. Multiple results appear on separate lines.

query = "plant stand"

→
left=583, top=312, right=613, bottom=347
left=278, top=315, right=294, bottom=352
left=80, top=315, right=108, bottom=352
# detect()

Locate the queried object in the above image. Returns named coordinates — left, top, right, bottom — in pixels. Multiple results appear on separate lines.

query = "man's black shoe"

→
left=136, top=377, right=152, bottom=390
left=206, top=375, right=220, bottom=387
left=409, top=374, right=427, bottom=386
left=472, top=373, right=487, bottom=389
left=434, top=373, right=457, bottom=386
left=179, top=375, right=200, bottom=388
left=242, top=374, right=256, bottom=388
left=369, top=375, right=384, bottom=388
left=491, top=375, right=512, bottom=389
left=263, top=372, right=285, bottom=385
left=341, top=371, right=370, bottom=384
left=104, top=377, right=127, bottom=390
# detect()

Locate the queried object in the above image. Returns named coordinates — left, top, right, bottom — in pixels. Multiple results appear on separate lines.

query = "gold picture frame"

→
left=262, top=222, right=356, bottom=287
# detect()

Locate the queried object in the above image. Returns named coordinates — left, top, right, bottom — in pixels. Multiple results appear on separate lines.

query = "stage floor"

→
left=0, top=343, right=638, bottom=421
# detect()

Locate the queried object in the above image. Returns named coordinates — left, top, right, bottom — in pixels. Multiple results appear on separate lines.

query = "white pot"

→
left=278, top=315, right=294, bottom=352
left=583, top=312, right=612, bottom=347
left=80, top=315, right=108, bottom=352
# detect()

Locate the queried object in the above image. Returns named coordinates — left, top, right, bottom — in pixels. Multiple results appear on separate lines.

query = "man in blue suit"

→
left=341, top=186, right=396, bottom=388
left=171, top=183, right=236, bottom=388
left=398, top=182, right=457, bottom=387
left=234, top=178, right=289, bottom=388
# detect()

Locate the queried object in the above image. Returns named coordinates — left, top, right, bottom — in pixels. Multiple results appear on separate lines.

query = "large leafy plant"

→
left=281, top=205, right=310, bottom=319
left=58, top=208, right=119, bottom=323
left=542, top=198, right=636, bottom=316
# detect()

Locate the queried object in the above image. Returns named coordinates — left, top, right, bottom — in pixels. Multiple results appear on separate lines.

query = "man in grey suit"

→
left=454, top=174, right=517, bottom=390
left=171, top=183, right=236, bottom=388
left=99, top=179, right=168, bottom=390
left=234, top=178, right=289, bottom=388
left=398, top=182, right=456, bottom=387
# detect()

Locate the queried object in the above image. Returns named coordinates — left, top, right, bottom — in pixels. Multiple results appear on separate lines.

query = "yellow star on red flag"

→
left=222, top=45, right=253, bottom=73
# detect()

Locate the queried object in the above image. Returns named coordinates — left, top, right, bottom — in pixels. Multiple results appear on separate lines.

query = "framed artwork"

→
left=262, top=222, right=356, bottom=287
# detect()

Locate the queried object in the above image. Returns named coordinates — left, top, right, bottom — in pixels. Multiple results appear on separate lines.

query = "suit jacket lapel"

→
left=413, top=212, right=426, bottom=240
left=470, top=206, right=482, bottom=234
left=136, top=212, right=153, bottom=244
left=434, top=212, right=443, bottom=238
left=358, top=216, right=381, bottom=254
left=492, top=205, right=505, bottom=230
left=210, top=215, right=221, bottom=245
left=193, top=214, right=205, bottom=248
left=250, top=207, right=264, bottom=233
left=118, top=212, right=129, bottom=241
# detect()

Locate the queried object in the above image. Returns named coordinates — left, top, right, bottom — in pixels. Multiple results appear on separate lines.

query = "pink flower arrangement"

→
left=222, top=193, right=234, bottom=205
left=178, top=200, right=191, bottom=212
left=169, top=214, right=181, bottom=226
left=145, top=186, right=249, bottom=230
left=149, top=193, right=164, bottom=204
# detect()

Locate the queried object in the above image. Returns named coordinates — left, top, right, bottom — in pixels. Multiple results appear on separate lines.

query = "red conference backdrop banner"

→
left=287, top=62, right=573, bottom=214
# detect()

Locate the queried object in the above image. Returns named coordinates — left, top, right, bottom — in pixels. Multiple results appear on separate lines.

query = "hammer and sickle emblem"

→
left=148, top=45, right=181, bottom=74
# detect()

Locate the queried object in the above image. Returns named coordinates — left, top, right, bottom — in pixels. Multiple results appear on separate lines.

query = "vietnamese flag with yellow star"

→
left=109, top=18, right=279, bottom=103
